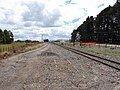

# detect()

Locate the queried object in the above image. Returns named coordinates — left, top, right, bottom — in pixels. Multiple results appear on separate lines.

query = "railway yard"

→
left=0, top=43, right=120, bottom=90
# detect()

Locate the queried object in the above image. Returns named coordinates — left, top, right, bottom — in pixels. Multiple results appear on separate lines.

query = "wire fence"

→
left=58, top=41, right=120, bottom=50
left=0, top=43, right=26, bottom=53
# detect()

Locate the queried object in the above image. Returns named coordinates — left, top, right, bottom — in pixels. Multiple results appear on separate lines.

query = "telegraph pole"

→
left=41, top=34, right=44, bottom=42
left=40, top=34, right=47, bottom=42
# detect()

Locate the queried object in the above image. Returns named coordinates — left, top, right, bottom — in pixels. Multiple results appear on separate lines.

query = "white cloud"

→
left=0, top=0, right=117, bottom=41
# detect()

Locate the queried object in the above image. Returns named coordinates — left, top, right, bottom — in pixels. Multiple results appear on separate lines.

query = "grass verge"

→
left=0, top=42, right=45, bottom=60
left=80, top=46, right=120, bottom=56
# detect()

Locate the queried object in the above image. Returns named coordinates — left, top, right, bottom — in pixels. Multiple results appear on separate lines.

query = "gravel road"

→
left=0, top=43, right=120, bottom=90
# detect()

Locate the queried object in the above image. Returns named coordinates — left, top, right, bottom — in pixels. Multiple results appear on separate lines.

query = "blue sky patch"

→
left=72, top=18, right=80, bottom=23
left=65, top=0, right=72, bottom=4
left=97, top=4, right=104, bottom=8
left=64, top=21, right=70, bottom=25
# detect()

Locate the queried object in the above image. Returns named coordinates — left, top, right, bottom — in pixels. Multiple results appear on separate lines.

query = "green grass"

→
left=80, top=47, right=120, bottom=56
left=0, top=42, right=26, bottom=52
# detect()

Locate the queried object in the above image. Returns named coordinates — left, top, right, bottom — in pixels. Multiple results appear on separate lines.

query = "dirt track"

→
left=0, top=43, right=120, bottom=90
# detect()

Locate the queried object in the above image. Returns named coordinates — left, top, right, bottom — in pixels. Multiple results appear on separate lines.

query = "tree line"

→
left=16, top=40, right=40, bottom=43
left=0, top=29, right=14, bottom=44
left=71, top=1, right=120, bottom=44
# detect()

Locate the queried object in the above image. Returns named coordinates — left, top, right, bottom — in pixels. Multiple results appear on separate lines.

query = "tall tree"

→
left=71, top=29, right=77, bottom=42
left=9, top=31, right=14, bottom=43
left=76, top=16, right=95, bottom=42
left=71, top=2, right=120, bottom=44
left=4, top=29, right=11, bottom=44
left=0, top=29, right=14, bottom=44
left=0, top=29, right=3, bottom=43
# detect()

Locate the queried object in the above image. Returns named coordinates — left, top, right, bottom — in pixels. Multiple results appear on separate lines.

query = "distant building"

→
left=44, top=39, right=49, bottom=42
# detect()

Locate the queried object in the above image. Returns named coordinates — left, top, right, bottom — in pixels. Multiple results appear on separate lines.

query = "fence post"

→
left=0, top=48, right=1, bottom=52
left=3, top=48, right=4, bottom=52
left=105, top=44, right=107, bottom=48
left=12, top=46, right=16, bottom=53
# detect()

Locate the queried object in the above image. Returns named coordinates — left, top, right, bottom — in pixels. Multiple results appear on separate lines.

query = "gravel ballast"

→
left=0, top=43, right=120, bottom=90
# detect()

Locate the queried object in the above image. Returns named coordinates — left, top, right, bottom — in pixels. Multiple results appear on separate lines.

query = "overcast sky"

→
left=0, top=0, right=117, bottom=41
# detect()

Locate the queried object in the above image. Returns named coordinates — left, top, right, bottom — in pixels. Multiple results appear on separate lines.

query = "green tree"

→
left=9, top=31, right=14, bottom=43
left=0, top=29, right=14, bottom=44
left=76, top=16, right=95, bottom=42
left=71, top=1, right=120, bottom=44
left=71, top=29, right=77, bottom=42
left=0, top=29, right=3, bottom=43
left=4, top=29, right=11, bottom=44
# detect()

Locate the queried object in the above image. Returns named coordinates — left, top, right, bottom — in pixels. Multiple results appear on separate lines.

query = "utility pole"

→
left=41, top=34, right=43, bottom=41
left=40, top=34, right=47, bottom=42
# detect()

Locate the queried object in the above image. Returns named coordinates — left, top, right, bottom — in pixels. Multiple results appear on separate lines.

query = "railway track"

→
left=53, top=43, right=120, bottom=71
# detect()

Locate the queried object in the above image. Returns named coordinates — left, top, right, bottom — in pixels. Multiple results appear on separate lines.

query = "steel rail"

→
left=53, top=43, right=120, bottom=71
